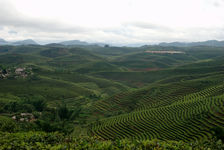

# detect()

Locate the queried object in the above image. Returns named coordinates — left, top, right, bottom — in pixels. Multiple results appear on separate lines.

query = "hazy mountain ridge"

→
left=0, top=39, right=38, bottom=45
left=59, top=40, right=89, bottom=46
left=12, top=39, right=38, bottom=45
left=0, top=38, right=9, bottom=45
left=1, top=38, right=224, bottom=47
left=159, top=40, right=224, bottom=47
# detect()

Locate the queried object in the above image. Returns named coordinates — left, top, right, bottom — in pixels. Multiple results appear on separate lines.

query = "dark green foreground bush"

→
left=0, top=131, right=224, bottom=150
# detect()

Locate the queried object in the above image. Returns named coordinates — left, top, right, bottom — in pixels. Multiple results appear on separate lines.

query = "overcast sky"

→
left=0, top=0, right=224, bottom=44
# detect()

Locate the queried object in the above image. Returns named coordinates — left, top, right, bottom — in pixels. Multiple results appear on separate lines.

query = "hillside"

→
left=0, top=45, right=224, bottom=149
left=0, top=39, right=39, bottom=46
left=159, top=40, right=224, bottom=47
left=90, top=74, right=224, bottom=141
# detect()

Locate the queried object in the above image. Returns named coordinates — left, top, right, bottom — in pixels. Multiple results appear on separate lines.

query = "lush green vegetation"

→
left=0, top=44, right=224, bottom=149
left=1, top=132, right=224, bottom=150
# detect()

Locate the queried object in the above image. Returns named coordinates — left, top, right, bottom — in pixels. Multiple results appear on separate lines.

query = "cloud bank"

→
left=0, top=0, right=224, bottom=44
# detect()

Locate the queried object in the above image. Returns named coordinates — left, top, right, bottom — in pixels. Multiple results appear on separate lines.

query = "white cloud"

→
left=0, top=0, right=224, bottom=44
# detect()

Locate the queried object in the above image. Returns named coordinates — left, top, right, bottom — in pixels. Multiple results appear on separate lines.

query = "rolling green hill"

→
left=1, top=45, right=224, bottom=149
left=90, top=80, right=224, bottom=141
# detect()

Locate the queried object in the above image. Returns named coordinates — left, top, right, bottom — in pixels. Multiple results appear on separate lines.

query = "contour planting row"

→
left=92, top=92, right=132, bottom=113
left=93, top=84, right=224, bottom=117
left=90, top=96, right=224, bottom=142
left=135, top=83, right=203, bottom=110
left=182, top=84, right=224, bottom=102
left=138, top=84, right=224, bottom=112
left=94, top=84, right=199, bottom=114
left=93, top=90, right=148, bottom=113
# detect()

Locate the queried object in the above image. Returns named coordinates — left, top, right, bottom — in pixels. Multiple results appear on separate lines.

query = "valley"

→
left=0, top=44, right=224, bottom=149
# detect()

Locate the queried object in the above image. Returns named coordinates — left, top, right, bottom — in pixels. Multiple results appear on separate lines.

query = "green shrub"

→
left=0, top=132, right=224, bottom=150
left=0, top=116, right=18, bottom=132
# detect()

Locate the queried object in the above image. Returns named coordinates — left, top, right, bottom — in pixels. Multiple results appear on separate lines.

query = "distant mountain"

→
left=45, top=43, right=64, bottom=47
left=124, top=43, right=146, bottom=47
left=91, top=42, right=107, bottom=47
left=58, top=40, right=107, bottom=47
left=159, top=40, right=224, bottom=47
left=12, top=39, right=38, bottom=45
left=0, top=38, right=9, bottom=45
left=0, top=38, right=38, bottom=45
left=59, top=40, right=89, bottom=46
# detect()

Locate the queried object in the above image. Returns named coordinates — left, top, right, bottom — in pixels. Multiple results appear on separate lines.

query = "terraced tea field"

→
left=1, top=44, right=224, bottom=148
left=90, top=84, right=224, bottom=141
left=92, top=81, right=220, bottom=115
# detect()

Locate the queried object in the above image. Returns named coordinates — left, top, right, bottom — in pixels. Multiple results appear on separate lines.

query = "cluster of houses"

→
left=15, top=68, right=28, bottom=78
left=0, top=68, right=10, bottom=79
left=0, top=67, right=32, bottom=79
left=12, top=113, right=36, bottom=122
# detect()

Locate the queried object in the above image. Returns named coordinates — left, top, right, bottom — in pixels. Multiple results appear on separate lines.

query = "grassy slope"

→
left=1, top=45, right=224, bottom=142
left=88, top=54, right=224, bottom=141
left=90, top=73, right=224, bottom=141
left=0, top=45, right=131, bottom=110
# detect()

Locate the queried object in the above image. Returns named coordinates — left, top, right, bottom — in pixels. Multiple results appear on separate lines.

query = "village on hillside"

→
left=0, top=67, right=33, bottom=79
